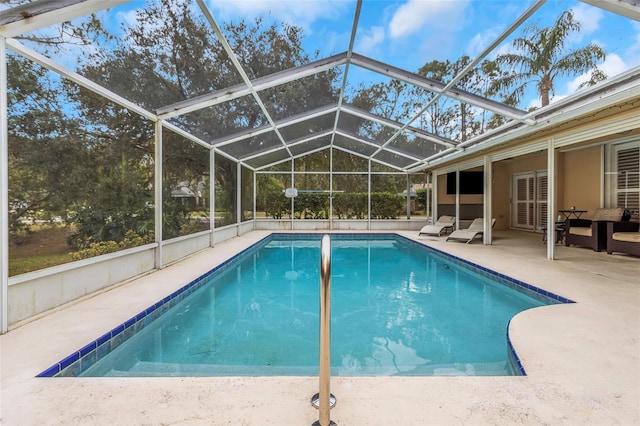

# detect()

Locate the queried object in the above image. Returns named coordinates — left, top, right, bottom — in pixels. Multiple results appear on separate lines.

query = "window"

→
left=607, top=140, right=639, bottom=222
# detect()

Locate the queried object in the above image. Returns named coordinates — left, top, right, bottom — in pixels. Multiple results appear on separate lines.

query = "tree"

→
left=69, top=0, right=340, bottom=240
left=489, top=10, right=606, bottom=107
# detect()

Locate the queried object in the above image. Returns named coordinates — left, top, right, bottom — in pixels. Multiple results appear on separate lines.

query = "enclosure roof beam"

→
left=7, top=38, right=157, bottom=121
left=370, top=0, right=546, bottom=169
left=340, top=104, right=457, bottom=148
left=334, top=129, right=422, bottom=163
left=0, top=0, right=130, bottom=37
left=161, top=121, right=212, bottom=150
left=239, top=129, right=333, bottom=162
left=155, top=52, right=347, bottom=119
left=329, top=0, right=362, bottom=148
left=196, top=0, right=295, bottom=159
left=211, top=104, right=339, bottom=147
left=350, top=53, right=530, bottom=122
left=580, top=0, right=640, bottom=21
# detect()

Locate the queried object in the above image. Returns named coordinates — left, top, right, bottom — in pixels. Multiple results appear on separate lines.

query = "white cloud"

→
left=206, top=0, right=349, bottom=33
left=626, top=21, right=640, bottom=65
left=565, top=53, right=628, bottom=93
left=115, top=9, right=139, bottom=31
left=570, top=3, right=603, bottom=39
left=388, top=0, right=467, bottom=39
left=598, top=53, right=629, bottom=77
left=467, top=27, right=501, bottom=58
left=356, top=26, right=385, bottom=54
left=560, top=3, right=605, bottom=49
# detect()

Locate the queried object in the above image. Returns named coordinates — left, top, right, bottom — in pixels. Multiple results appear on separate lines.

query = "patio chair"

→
left=446, top=218, right=496, bottom=243
left=565, top=208, right=625, bottom=252
left=606, top=220, right=640, bottom=256
left=418, top=215, right=456, bottom=236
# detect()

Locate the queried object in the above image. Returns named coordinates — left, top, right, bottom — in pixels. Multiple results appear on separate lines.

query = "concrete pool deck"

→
left=1, top=230, right=638, bottom=425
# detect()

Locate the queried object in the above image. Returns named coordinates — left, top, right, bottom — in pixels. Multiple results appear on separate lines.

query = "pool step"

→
left=101, top=360, right=509, bottom=377
left=104, top=361, right=318, bottom=376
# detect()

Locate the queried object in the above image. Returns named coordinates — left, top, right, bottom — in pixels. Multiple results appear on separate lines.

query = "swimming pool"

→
left=38, top=234, right=573, bottom=378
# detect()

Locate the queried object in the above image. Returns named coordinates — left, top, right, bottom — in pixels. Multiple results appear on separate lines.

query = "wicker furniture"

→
left=565, top=208, right=625, bottom=252
left=606, top=221, right=640, bottom=256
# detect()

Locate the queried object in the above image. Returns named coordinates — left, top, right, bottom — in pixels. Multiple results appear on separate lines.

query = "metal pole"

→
left=154, top=121, right=163, bottom=269
left=311, top=234, right=336, bottom=426
left=406, top=173, right=411, bottom=220
left=1, top=37, right=9, bottom=333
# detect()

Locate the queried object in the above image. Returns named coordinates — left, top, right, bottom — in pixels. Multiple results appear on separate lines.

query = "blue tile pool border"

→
left=36, top=233, right=275, bottom=378
left=397, top=234, right=575, bottom=305
left=37, top=232, right=573, bottom=378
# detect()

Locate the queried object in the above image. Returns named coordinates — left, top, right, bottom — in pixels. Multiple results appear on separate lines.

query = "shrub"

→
left=70, top=230, right=153, bottom=260
left=265, top=191, right=403, bottom=219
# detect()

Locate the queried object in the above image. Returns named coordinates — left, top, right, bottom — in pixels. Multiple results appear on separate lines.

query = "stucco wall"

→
left=478, top=152, right=549, bottom=231
left=560, top=145, right=601, bottom=219
left=491, top=163, right=511, bottom=231
left=437, top=175, right=484, bottom=206
left=435, top=171, right=487, bottom=225
left=488, top=146, right=602, bottom=228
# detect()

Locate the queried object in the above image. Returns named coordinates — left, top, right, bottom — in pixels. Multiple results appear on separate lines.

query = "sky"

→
left=202, top=0, right=640, bottom=108
left=5, top=0, right=640, bottom=111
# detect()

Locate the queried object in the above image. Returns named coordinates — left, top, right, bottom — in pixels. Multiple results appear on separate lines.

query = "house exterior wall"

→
left=492, top=154, right=537, bottom=229
left=437, top=145, right=611, bottom=230
left=437, top=177, right=484, bottom=206
left=560, top=146, right=601, bottom=218
left=491, top=163, right=512, bottom=231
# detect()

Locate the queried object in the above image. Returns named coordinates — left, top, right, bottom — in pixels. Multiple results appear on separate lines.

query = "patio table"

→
left=559, top=209, right=587, bottom=220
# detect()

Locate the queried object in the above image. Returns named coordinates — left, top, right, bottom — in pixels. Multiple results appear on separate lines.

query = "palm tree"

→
left=490, top=10, right=606, bottom=107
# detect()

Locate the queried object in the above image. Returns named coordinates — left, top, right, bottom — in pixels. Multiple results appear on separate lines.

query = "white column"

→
left=329, top=146, right=333, bottom=230
left=236, top=162, right=241, bottom=226
left=252, top=167, right=256, bottom=228
left=209, top=149, right=215, bottom=247
left=154, top=121, right=163, bottom=269
left=406, top=174, right=411, bottom=220
left=455, top=169, right=460, bottom=230
left=432, top=173, right=438, bottom=222
left=483, top=155, right=493, bottom=245
left=547, top=138, right=556, bottom=260
left=426, top=172, right=431, bottom=219
left=1, top=37, right=9, bottom=333
left=367, top=159, right=371, bottom=230
left=291, top=159, right=295, bottom=230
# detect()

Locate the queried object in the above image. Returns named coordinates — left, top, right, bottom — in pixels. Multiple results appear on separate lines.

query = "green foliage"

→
left=179, top=219, right=208, bottom=236
left=262, top=192, right=403, bottom=220
left=265, top=192, right=290, bottom=219
left=294, top=193, right=329, bottom=219
left=9, top=0, right=340, bottom=256
left=414, top=188, right=429, bottom=214
left=370, top=192, right=404, bottom=219
left=256, top=175, right=286, bottom=211
left=70, top=230, right=153, bottom=260
left=333, top=192, right=368, bottom=219
left=215, top=154, right=238, bottom=227
left=9, top=0, right=609, bottom=277
left=489, top=10, right=606, bottom=107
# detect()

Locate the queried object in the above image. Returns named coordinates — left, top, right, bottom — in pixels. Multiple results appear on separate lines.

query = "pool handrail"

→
left=311, top=234, right=336, bottom=426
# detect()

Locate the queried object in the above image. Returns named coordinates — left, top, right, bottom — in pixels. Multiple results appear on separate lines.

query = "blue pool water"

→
left=40, top=234, right=572, bottom=378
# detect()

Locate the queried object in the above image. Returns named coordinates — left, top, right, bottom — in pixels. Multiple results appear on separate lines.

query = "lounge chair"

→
left=446, top=218, right=496, bottom=243
left=418, top=215, right=456, bottom=236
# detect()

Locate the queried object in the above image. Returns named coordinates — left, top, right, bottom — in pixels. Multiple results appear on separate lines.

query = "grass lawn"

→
left=9, top=225, right=74, bottom=276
